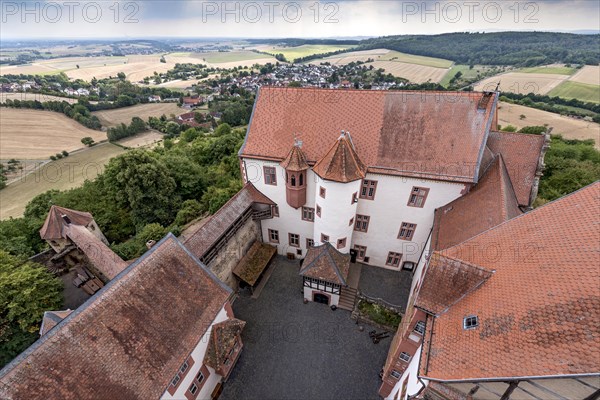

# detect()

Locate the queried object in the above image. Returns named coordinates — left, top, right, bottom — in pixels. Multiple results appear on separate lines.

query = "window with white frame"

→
left=399, top=352, right=411, bottom=362
left=463, top=315, right=479, bottom=330
left=414, top=321, right=425, bottom=335
left=391, top=370, right=401, bottom=379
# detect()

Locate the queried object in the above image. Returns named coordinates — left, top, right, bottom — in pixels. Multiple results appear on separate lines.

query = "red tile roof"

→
left=65, top=224, right=128, bottom=280
left=280, top=144, right=309, bottom=171
left=184, top=183, right=274, bottom=259
left=0, top=234, right=231, bottom=400
left=313, top=132, right=367, bottom=183
left=300, top=243, right=350, bottom=285
left=240, top=87, right=498, bottom=183
left=39, top=309, right=73, bottom=336
left=204, top=318, right=246, bottom=371
left=431, top=155, right=522, bottom=251
left=486, top=131, right=548, bottom=206
left=419, top=182, right=600, bottom=381
left=39, top=205, right=94, bottom=240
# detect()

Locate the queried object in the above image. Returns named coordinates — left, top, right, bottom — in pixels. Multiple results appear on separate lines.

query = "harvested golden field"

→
left=92, top=103, right=183, bottom=127
left=0, top=92, right=80, bottom=104
left=498, top=101, right=600, bottom=147
left=474, top=72, right=570, bottom=95
left=568, top=65, right=600, bottom=86
left=0, top=108, right=106, bottom=159
left=0, top=143, right=125, bottom=219
left=116, top=131, right=164, bottom=148
left=0, top=63, right=57, bottom=75
left=367, top=61, right=449, bottom=83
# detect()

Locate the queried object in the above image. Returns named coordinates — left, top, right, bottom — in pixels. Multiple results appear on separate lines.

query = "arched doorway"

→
left=313, top=293, right=329, bottom=305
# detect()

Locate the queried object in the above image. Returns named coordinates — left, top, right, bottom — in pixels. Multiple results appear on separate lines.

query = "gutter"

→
left=419, top=372, right=600, bottom=384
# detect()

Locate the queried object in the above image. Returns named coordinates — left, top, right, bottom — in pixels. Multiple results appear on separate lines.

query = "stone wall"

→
left=205, top=217, right=262, bottom=289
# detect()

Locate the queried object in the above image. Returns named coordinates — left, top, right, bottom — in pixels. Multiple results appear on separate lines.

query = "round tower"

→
left=312, top=131, right=367, bottom=253
left=280, top=140, right=309, bottom=209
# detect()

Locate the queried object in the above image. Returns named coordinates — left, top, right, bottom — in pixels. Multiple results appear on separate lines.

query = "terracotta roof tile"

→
left=65, top=224, right=128, bottom=280
left=420, top=182, right=600, bottom=380
left=204, top=318, right=246, bottom=371
left=432, top=155, right=522, bottom=251
left=0, top=234, right=231, bottom=400
left=280, top=144, right=309, bottom=171
left=241, top=87, right=497, bottom=183
left=313, top=132, right=367, bottom=183
left=39, top=310, right=73, bottom=336
left=39, top=205, right=94, bottom=240
left=184, top=183, right=274, bottom=259
left=415, top=253, right=494, bottom=315
left=486, top=131, right=547, bottom=206
left=300, top=243, right=350, bottom=285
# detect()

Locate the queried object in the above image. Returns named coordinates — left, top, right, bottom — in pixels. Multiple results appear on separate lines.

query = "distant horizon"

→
left=2, top=29, right=599, bottom=43
left=1, top=1, right=599, bottom=40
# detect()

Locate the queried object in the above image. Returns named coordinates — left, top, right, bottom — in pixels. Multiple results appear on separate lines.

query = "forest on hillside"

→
left=359, top=32, right=600, bottom=66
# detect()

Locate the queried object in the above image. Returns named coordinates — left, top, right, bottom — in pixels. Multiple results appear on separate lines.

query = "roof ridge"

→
left=441, top=180, right=600, bottom=254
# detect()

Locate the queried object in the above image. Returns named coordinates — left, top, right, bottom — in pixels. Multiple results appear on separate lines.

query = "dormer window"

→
left=463, top=315, right=479, bottom=330
left=413, top=321, right=426, bottom=335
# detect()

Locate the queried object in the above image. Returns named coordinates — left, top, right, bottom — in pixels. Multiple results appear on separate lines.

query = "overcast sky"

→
left=1, top=0, right=599, bottom=39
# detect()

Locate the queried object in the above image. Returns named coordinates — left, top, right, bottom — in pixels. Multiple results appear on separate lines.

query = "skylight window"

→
left=463, top=315, right=479, bottom=330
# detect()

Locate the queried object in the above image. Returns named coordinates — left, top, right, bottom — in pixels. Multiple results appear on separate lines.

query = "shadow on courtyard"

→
left=221, top=256, right=392, bottom=400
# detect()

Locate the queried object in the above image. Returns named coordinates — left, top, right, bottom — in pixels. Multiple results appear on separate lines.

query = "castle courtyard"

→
left=221, top=256, right=397, bottom=400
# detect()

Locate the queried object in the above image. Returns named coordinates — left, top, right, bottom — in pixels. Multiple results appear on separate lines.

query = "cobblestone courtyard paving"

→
left=221, top=257, right=391, bottom=400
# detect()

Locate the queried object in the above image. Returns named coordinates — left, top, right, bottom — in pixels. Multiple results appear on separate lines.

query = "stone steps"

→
left=338, top=287, right=357, bottom=311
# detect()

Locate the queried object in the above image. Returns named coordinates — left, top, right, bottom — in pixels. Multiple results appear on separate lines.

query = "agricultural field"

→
left=548, top=81, right=600, bottom=104
left=0, top=143, right=125, bottom=219
left=0, top=92, right=81, bottom=104
left=259, top=44, right=356, bottom=62
left=367, top=61, right=449, bottom=84
left=308, top=48, right=391, bottom=65
left=520, top=64, right=578, bottom=75
left=440, top=64, right=491, bottom=87
left=192, top=50, right=273, bottom=64
left=474, top=72, right=571, bottom=95
left=497, top=101, right=600, bottom=147
left=92, top=103, right=183, bottom=127
left=116, top=131, right=164, bottom=149
left=0, top=108, right=106, bottom=159
left=568, top=65, right=600, bottom=86
left=377, top=50, right=453, bottom=68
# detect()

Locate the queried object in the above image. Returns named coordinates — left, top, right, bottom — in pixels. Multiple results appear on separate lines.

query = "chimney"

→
left=146, top=240, right=157, bottom=250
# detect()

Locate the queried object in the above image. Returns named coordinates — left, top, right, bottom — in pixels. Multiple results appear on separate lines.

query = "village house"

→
left=379, top=182, right=600, bottom=400
left=0, top=234, right=246, bottom=400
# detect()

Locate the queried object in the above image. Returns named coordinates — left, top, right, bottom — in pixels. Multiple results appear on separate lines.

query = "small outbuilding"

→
left=300, top=243, right=350, bottom=306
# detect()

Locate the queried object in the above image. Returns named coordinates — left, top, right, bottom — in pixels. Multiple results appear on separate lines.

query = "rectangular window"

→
left=464, top=315, right=479, bottom=330
left=359, top=179, right=377, bottom=200
left=189, top=383, right=198, bottom=395
left=391, top=370, right=401, bottom=379
left=414, top=321, right=426, bottom=335
left=352, top=192, right=358, bottom=204
left=316, top=204, right=321, bottom=217
left=399, top=352, right=411, bottom=363
left=264, top=166, right=277, bottom=185
left=321, top=233, right=329, bottom=243
left=268, top=229, right=279, bottom=243
left=337, top=237, right=346, bottom=249
left=408, top=186, right=429, bottom=208
left=196, top=371, right=204, bottom=383
left=354, top=215, right=370, bottom=232
left=302, top=207, right=315, bottom=222
left=180, top=362, right=189, bottom=374
left=171, top=375, right=180, bottom=387
left=289, top=233, right=300, bottom=247
left=354, top=245, right=367, bottom=260
left=306, top=238, right=314, bottom=247
left=349, top=217, right=354, bottom=226
left=398, top=222, right=416, bottom=241
left=296, top=249, right=302, bottom=256
left=402, top=261, right=415, bottom=271
left=386, top=252, right=402, bottom=267
left=319, top=186, right=326, bottom=198
left=271, top=205, right=279, bottom=217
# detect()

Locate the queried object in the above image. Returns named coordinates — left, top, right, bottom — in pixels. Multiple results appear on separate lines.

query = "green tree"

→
left=81, top=137, right=95, bottom=147
left=0, top=250, right=63, bottom=367
left=103, top=150, right=181, bottom=227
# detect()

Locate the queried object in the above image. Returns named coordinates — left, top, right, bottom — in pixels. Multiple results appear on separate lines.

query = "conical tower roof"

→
left=39, top=205, right=94, bottom=240
left=280, top=143, right=309, bottom=171
left=313, top=132, right=367, bottom=183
